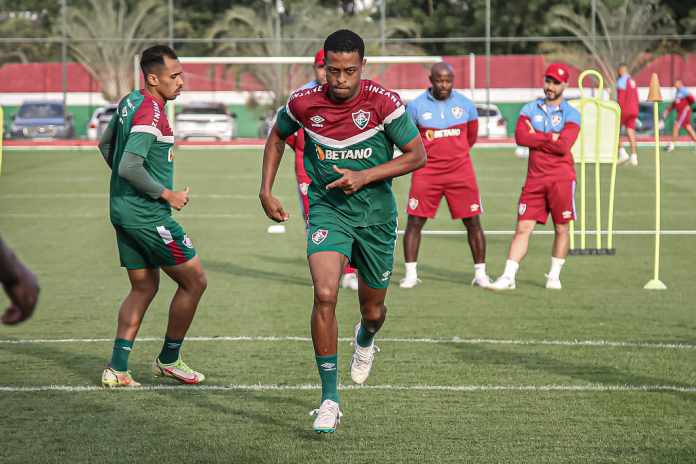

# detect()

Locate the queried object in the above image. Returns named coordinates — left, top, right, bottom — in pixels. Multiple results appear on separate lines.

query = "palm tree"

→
left=543, top=0, right=675, bottom=90
left=208, top=0, right=419, bottom=107
left=62, top=0, right=167, bottom=102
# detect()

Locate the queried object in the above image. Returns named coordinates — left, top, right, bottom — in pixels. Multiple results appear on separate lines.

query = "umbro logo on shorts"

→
left=470, top=203, right=480, bottom=212
left=311, top=229, right=328, bottom=245
left=381, top=271, right=392, bottom=282
left=562, top=210, right=573, bottom=219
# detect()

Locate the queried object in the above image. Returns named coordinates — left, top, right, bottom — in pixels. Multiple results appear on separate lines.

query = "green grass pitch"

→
left=0, top=147, right=695, bottom=463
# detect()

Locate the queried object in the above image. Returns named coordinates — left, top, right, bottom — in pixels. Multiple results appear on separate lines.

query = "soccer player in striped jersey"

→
left=98, top=45, right=208, bottom=388
left=663, top=80, right=696, bottom=152
left=260, top=30, right=426, bottom=432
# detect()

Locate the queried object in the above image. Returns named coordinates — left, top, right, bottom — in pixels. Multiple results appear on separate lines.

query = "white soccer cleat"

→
left=340, top=272, right=359, bottom=291
left=629, top=153, right=638, bottom=167
left=310, top=399, right=342, bottom=433
left=350, top=323, right=379, bottom=384
left=399, top=275, right=421, bottom=289
left=488, top=275, right=516, bottom=291
left=471, top=274, right=492, bottom=288
left=617, top=148, right=630, bottom=165
left=545, top=274, right=562, bottom=289
left=666, top=143, right=675, bottom=153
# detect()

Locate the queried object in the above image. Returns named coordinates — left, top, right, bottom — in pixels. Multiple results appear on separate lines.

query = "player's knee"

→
left=516, top=223, right=534, bottom=236
left=193, top=270, right=208, bottom=294
left=132, top=280, right=159, bottom=299
left=555, top=223, right=570, bottom=235
left=314, top=286, right=338, bottom=309
left=360, top=301, right=386, bottom=323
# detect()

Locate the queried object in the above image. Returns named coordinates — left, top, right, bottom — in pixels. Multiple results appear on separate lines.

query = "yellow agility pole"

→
left=644, top=73, right=667, bottom=290
left=569, top=69, right=621, bottom=255
left=0, top=106, right=4, bottom=176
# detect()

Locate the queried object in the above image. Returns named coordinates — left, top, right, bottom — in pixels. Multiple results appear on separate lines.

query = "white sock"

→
left=502, top=259, right=519, bottom=280
left=404, top=262, right=417, bottom=279
left=474, top=263, right=487, bottom=278
left=548, top=257, right=565, bottom=280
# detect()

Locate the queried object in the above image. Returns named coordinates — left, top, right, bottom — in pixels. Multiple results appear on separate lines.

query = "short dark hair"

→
left=324, top=29, right=364, bottom=60
left=140, top=45, right=178, bottom=76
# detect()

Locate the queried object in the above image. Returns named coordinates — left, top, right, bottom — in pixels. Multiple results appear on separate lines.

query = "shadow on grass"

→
left=450, top=343, right=696, bottom=403
left=205, top=259, right=310, bottom=287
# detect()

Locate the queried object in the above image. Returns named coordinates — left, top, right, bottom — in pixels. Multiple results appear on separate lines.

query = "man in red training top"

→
left=663, top=80, right=696, bottom=152
left=616, top=64, right=639, bottom=166
left=285, top=49, right=359, bottom=290
left=489, top=63, right=581, bottom=291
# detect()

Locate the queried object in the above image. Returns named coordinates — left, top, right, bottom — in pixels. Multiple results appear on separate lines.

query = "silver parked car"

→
left=175, top=102, right=237, bottom=141
left=86, top=104, right=118, bottom=140
left=476, top=103, right=508, bottom=138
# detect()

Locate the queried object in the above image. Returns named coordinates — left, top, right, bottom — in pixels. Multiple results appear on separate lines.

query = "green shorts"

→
left=307, top=218, right=397, bottom=289
left=113, top=217, right=197, bottom=270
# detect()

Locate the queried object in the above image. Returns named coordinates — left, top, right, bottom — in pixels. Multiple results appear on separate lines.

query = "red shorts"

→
left=676, top=108, right=693, bottom=130
left=621, top=113, right=637, bottom=130
left=407, top=170, right=482, bottom=219
left=518, top=179, right=576, bottom=225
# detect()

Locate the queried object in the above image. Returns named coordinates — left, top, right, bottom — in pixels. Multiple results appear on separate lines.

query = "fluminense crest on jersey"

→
left=451, top=106, right=464, bottom=118
left=551, top=114, right=562, bottom=128
left=311, top=229, right=328, bottom=244
left=352, top=110, right=371, bottom=130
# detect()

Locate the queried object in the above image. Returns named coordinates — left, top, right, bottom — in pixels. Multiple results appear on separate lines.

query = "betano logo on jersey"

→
left=424, top=127, right=461, bottom=142
left=315, top=145, right=372, bottom=161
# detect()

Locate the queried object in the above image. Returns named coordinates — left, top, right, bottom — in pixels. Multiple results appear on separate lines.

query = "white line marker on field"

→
left=0, top=383, right=694, bottom=393
left=0, top=336, right=693, bottom=350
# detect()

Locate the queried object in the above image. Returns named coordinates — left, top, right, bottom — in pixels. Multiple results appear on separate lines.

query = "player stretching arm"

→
left=260, top=29, right=425, bottom=433
left=98, top=45, right=208, bottom=388
left=489, top=63, right=580, bottom=291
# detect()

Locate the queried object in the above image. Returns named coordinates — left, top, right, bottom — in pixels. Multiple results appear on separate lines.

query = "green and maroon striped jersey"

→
left=108, top=89, right=175, bottom=227
left=275, top=80, right=419, bottom=227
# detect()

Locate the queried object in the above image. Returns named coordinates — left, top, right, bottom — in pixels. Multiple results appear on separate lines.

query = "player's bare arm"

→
left=259, top=124, right=290, bottom=222
left=326, top=135, right=426, bottom=195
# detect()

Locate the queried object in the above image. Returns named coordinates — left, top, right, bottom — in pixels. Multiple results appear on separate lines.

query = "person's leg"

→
left=544, top=180, right=574, bottom=288
left=111, top=268, right=160, bottom=371
left=684, top=124, right=696, bottom=143
left=627, top=126, right=638, bottom=166
left=668, top=115, right=681, bottom=151
left=159, top=256, right=207, bottom=356
left=401, top=215, right=427, bottom=287
left=462, top=216, right=486, bottom=264
left=308, top=251, right=345, bottom=432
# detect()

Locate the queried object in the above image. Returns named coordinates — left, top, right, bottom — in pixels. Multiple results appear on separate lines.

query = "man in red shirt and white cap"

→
left=489, top=63, right=581, bottom=290
left=284, top=49, right=359, bottom=289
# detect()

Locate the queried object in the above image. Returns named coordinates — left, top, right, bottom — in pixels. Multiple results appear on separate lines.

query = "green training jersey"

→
left=275, top=80, right=419, bottom=227
left=107, top=89, right=175, bottom=227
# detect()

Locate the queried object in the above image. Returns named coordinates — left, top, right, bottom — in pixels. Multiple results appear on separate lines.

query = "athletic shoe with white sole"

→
left=471, top=274, right=492, bottom=288
left=545, top=274, right=562, bottom=289
left=666, top=143, right=675, bottom=152
left=152, top=357, right=205, bottom=384
left=350, top=322, right=379, bottom=384
left=618, top=148, right=630, bottom=165
left=340, top=272, right=359, bottom=291
left=399, top=275, right=421, bottom=289
left=629, top=153, right=638, bottom=167
left=310, top=399, right=342, bottom=433
left=101, top=366, right=141, bottom=388
left=488, top=275, right=516, bottom=291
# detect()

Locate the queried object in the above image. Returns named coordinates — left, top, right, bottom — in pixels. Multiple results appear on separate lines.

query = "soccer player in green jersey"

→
left=98, top=45, right=208, bottom=387
left=260, top=30, right=427, bottom=432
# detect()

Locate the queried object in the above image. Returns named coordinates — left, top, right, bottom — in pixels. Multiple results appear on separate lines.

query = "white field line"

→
left=0, top=193, right=281, bottom=200
left=399, top=230, right=696, bottom=236
left=1, top=335, right=694, bottom=350
left=0, top=213, right=254, bottom=219
left=0, top=383, right=694, bottom=393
